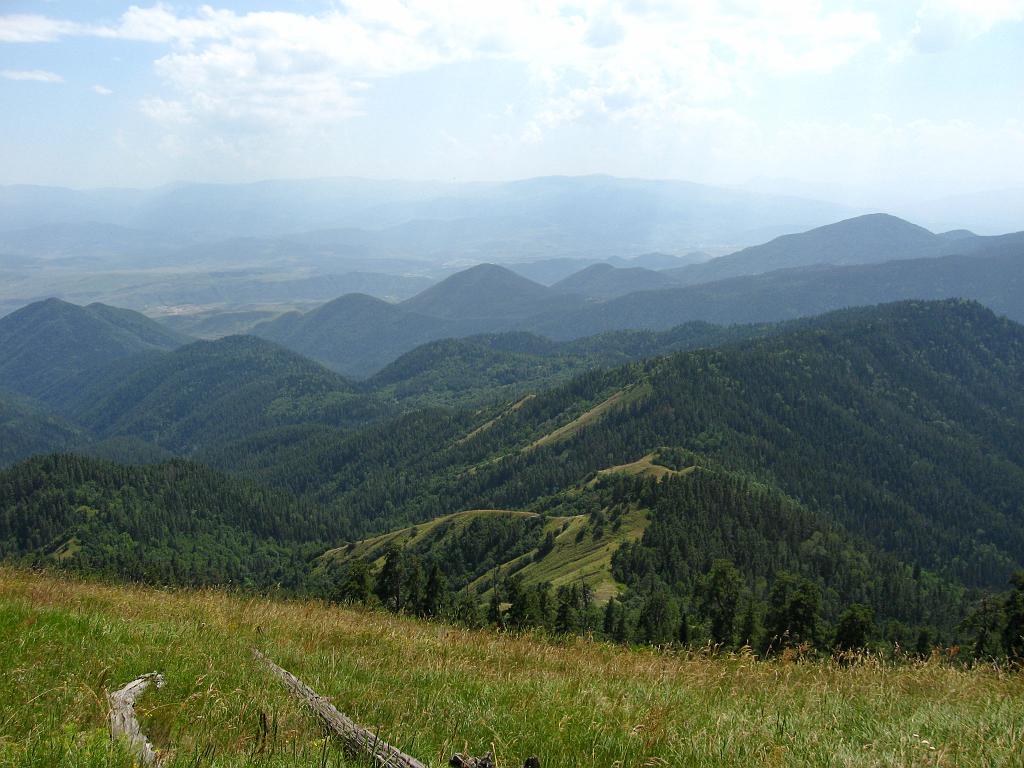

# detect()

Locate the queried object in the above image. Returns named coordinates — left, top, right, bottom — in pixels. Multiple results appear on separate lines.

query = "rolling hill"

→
left=55, top=335, right=386, bottom=454
left=524, top=242, right=1024, bottom=339
left=364, top=324, right=773, bottom=409
left=0, top=392, right=82, bottom=467
left=3, top=299, right=1024, bottom=644
left=238, top=301, right=1024, bottom=598
left=666, top=213, right=1024, bottom=286
left=250, top=292, right=472, bottom=377
left=0, top=298, right=189, bottom=398
left=400, top=264, right=576, bottom=320
left=0, top=454, right=332, bottom=588
left=551, top=263, right=677, bottom=298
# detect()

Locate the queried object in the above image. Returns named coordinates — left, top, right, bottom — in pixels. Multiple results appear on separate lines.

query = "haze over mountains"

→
left=3, top=179, right=1024, bottom=649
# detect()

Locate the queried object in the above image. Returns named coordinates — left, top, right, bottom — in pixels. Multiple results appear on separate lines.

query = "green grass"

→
left=323, top=508, right=541, bottom=566
left=2, top=568, right=1024, bottom=767
left=467, top=510, right=649, bottom=603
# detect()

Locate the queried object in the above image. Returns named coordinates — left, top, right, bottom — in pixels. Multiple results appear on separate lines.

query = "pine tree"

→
left=1002, top=572, right=1024, bottom=661
left=422, top=561, right=447, bottom=618
left=375, top=548, right=405, bottom=612
left=638, top=588, right=678, bottom=645
left=833, top=604, right=874, bottom=652
left=763, top=572, right=821, bottom=653
left=487, top=589, right=504, bottom=629
left=603, top=598, right=618, bottom=636
left=699, top=559, right=743, bottom=647
left=613, top=611, right=630, bottom=644
left=404, top=555, right=425, bottom=615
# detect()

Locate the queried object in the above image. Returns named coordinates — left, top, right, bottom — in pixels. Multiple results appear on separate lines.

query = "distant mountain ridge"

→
left=666, top=213, right=1024, bottom=286
left=0, top=175, right=854, bottom=253
left=400, top=264, right=580, bottom=319
left=551, top=263, right=677, bottom=298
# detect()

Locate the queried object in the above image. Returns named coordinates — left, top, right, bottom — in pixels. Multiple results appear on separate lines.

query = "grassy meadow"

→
left=1, top=567, right=1023, bottom=768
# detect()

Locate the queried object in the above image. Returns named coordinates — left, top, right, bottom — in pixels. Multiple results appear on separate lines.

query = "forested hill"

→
left=364, top=323, right=773, bottom=409
left=664, top=213, right=1024, bottom=286
left=0, top=454, right=331, bottom=589
left=48, top=334, right=388, bottom=455
left=3, top=300, right=1024, bottom=645
left=0, top=298, right=189, bottom=397
left=233, top=301, right=1024, bottom=591
left=0, top=393, right=82, bottom=467
left=522, top=245, right=1024, bottom=339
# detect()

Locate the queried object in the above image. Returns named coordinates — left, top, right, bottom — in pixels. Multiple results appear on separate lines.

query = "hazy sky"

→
left=1, top=1, right=1022, bottom=202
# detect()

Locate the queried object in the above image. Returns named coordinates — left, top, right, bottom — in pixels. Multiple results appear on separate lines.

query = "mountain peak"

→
left=663, top=213, right=958, bottom=288
left=401, top=263, right=552, bottom=320
left=0, top=298, right=189, bottom=400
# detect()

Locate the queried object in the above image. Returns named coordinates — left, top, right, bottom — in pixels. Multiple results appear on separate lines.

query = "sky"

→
left=0, top=0, right=1022, bottom=203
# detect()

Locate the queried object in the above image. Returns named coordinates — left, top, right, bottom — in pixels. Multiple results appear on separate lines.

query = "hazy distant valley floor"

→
left=1, top=568, right=1022, bottom=768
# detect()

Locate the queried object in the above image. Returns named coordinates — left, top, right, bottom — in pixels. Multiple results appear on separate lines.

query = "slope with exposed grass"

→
left=2, top=568, right=1023, bottom=768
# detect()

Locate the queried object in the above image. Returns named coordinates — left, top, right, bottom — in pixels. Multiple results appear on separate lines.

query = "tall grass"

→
left=1, top=568, right=1022, bottom=767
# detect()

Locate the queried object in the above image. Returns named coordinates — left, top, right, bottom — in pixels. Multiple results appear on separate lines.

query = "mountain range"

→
left=233, top=213, right=1024, bottom=375
left=4, top=298, right=1024, bottom=642
left=3, top=204, right=1024, bottom=645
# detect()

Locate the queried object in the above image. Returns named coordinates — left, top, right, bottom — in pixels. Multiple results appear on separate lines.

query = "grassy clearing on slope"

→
left=323, top=509, right=537, bottom=566
left=469, top=510, right=649, bottom=603
left=591, top=451, right=696, bottom=484
left=526, top=384, right=648, bottom=451
left=2, top=568, right=1024, bottom=768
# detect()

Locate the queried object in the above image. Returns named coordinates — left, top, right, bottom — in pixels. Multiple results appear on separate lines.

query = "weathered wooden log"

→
left=450, top=753, right=496, bottom=768
left=253, top=649, right=427, bottom=768
left=107, top=672, right=164, bottom=766
left=451, top=753, right=539, bottom=768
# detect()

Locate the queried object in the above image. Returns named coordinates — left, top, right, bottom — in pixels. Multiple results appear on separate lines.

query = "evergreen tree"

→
left=603, top=598, right=618, bottom=636
left=962, top=597, right=1004, bottom=660
left=404, top=555, right=425, bottom=615
left=375, top=548, right=405, bottom=612
left=699, top=559, right=743, bottom=647
left=334, top=560, right=371, bottom=604
left=613, top=611, right=630, bottom=644
left=833, top=604, right=874, bottom=652
left=1002, top=572, right=1024, bottom=661
left=678, top=611, right=689, bottom=646
left=637, top=588, right=678, bottom=645
left=422, top=561, right=447, bottom=618
left=764, top=572, right=821, bottom=652
left=452, top=590, right=483, bottom=628
left=914, top=628, right=933, bottom=658
left=737, top=600, right=760, bottom=649
left=487, top=590, right=505, bottom=629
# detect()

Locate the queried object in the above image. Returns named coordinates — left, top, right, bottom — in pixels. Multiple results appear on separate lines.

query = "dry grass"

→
left=2, top=567, right=1023, bottom=767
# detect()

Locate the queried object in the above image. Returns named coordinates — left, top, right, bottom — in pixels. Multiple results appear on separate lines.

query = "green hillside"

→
left=0, top=391, right=82, bottom=467
left=5, top=569, right=1022, bottom=768
left=525, top=243, right=1024, bottom=339
left=366, top=323, right=772, bottom=409
left=0, top=454, right=333, bottom=589
left=0, top=298, right=189, bottom=398
left=3, top=300, right=1024, bottom=650
left=60, top=335, right=387, bottom=454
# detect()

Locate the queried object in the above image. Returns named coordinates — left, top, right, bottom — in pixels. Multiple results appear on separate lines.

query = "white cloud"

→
left=0, top=14, right=84, bottom=43
left=1, top=68, right=63, bottom=83
left=0, top=2, right=881, bottom=137
left=900, top=0, right=1024, bottom=55
left=92, top=84, right=113, bottom=96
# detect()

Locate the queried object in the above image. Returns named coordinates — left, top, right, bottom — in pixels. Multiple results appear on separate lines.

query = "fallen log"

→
left=107, top=672, right=164, bottom=766
left=253, top=649, right=427, bottom=768
left=450, top=752, right=540, bottom=767
left=450, top=753, right=495, bottom=768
